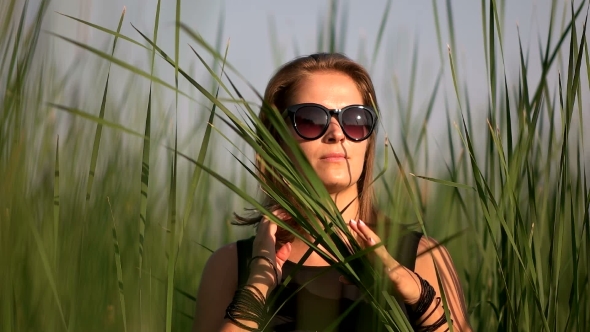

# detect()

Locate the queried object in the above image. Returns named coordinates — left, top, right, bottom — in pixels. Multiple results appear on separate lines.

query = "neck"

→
left=330, top=184, right=361, bottom=223
left=287, top=184, right=361, bottom=266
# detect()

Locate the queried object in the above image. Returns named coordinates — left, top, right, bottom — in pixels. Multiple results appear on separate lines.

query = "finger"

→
left=254, top=219, right=278, bottom=258
left=257, top=218, right=269, bottom=233
left=267, top=221, right=278, bottom=235
left=275, top=242, right=291, bottom=264
left=274, top=243, right=292, bottom=282
left=272, top=208, right=289, bottom=219
left=356, top=220, right=381, bottom=244
left=357, top=220, right=401, bottom=269
left=258, top=217, right=278, bottom=237
left=348, top=220, right=369, bottom=243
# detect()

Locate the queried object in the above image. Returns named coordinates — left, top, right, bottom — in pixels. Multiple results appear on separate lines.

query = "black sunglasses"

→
left=284, top=103, right=377, bottom=141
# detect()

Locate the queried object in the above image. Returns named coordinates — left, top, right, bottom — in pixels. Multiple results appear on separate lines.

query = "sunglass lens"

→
left=342, top=107, right=373, bottom=140
left=294, top=106, right=328, bottom=139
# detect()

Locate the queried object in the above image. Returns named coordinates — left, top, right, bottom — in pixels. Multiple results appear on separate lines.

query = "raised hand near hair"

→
left=247, top=211, right=292, bottom=297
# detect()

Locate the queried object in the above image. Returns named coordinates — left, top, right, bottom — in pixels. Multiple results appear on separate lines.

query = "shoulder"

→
left=417, top=236, right=444, bottom=255
left=415, top=236, right=455, bottom=270
left=197, top=242, right=239, bottom=298
left=201, top=242, right=238, bottom=282
left=193, top=242, right=239, bottom=331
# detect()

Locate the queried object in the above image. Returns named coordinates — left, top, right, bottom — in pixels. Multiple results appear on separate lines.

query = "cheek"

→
left=353, top=145, right=368, bottom=172
left=297, top=141, right=320, bottom=160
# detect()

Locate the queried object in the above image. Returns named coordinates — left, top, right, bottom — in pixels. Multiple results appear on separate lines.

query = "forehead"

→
left=290, top=71, right=364, bottom=108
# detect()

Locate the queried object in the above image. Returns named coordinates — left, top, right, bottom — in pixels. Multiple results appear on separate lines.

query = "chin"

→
left=320, top=178, right=356, bottom=194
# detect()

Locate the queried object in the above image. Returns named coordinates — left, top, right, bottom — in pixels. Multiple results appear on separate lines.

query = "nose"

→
left=323, top=116, right=345, bottom=143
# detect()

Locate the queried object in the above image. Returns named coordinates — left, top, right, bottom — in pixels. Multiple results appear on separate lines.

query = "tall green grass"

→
left=1, top=0, right=589, bottom=331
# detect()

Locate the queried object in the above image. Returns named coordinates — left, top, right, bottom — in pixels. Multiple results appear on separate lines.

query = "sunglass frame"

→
left=284, top=103, right=377, bottom=142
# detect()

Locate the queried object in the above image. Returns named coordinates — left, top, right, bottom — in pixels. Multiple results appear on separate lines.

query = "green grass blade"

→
left=488, top=0, right=497, bottom=113
left=56, top=12, right=147, bottom=51
left=26, top=215, right=68, bottom=330
left=445, top=0, right=458, bottom=68
left=410, top=173, right=475, bottom=191
left=328, top=0, right=337, bottom=52
left=151, top=0, right=162, bottom=72
left=165, top=155, right=177, bottom=332
left=337, top=1, right=349, bottom=54
left=47, top=32, right=203, bottom=105
left=48, top=103, right=145, bottom=138
left=138, top=2, right=160, bottom=328
left=431, top=0, right=444, bottom=63
left=178, top=43, right=229, bottom=254
left=85, top=6, right=125, bottom=202
left=0, top=0, right=17, bottom=38
left=448, top=46, right=463, bottom=111
left=107, top=197, right=127, bottom=332
left=137, top=88, right=151, bottom=330
left=370, top=0, right=392, bottom=71
left=414, top=69, right=442, bottom=154
left=0, top=24, right=15, bottom=77
left=490, top=0, right=506, bottom=61
left=53, top=135, right=59, bottom=268
left=480, top=0, right=489, bottom=83
left=406, top=37, right=420, bottom=121
left=165, top=2, right=181, bottom=329
left=530, top=0, right=584, bottom=104
left=456, top=115, right=532, bottom=330
left=584, top=38, right=590, bottom=92
left=4, top=0, right=27, bottom=97
left=166, top=107, right=178, bottom=332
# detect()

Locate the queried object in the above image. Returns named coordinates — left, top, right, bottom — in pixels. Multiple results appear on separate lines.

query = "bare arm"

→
left=192, top=243, right=239, bottom=332
left=415, top=237, right=472, bottom=331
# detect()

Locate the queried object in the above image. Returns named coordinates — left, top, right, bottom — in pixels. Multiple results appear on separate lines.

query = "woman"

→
left=194, top=53, right=470, bottom=331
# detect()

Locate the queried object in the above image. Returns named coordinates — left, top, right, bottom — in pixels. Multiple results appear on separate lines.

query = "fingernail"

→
left=368, top=237, right=375, bottom=244
left=350, top=219, right=357, bottom=224
left=359, top=220, right=365, bottom=226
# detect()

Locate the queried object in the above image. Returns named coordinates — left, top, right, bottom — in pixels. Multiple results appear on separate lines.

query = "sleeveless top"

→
left=236, top=230, right=422, bottom=332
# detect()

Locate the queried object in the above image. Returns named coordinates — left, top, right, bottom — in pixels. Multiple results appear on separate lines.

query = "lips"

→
left=320, top=152, right=347, bottom=161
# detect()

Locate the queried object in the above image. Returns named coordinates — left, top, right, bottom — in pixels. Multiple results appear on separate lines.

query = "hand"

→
left=247, top=211, right=292, bottom=296
left=348, top=219, right=422, bottom=306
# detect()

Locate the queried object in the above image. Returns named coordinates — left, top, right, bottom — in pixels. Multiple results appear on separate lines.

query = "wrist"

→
left=408, top=274, right=436, bottom=320
left=247, top=256, right=279, bottom=295
left=246, top=270, right=274, bottom=296
left=245, top=281, right=271, bottom=298
left=224, top=284, right=267, bottom=331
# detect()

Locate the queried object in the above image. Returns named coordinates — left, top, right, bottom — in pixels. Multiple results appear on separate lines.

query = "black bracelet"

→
left=416, top=312, right=448, bottom=332
left=248, top=255, right=279, bottom=286
left=416, top=297, right=442, bottom=326
left=224, top=284, right=268, bottom=331
left=408, top=273, right=436, bottom=323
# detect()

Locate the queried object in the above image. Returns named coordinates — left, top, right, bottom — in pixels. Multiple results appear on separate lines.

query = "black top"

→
left=236, top=230, right=422, bottom=332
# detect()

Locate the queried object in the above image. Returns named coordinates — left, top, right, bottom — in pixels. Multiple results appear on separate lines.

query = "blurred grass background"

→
left=1, top=0, right=589, bottom=331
